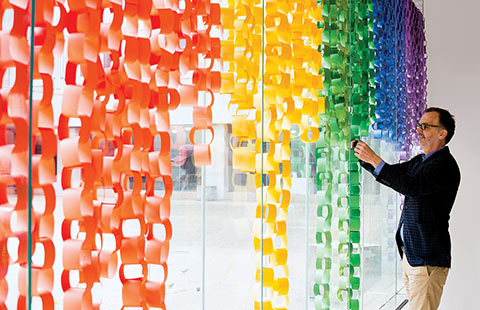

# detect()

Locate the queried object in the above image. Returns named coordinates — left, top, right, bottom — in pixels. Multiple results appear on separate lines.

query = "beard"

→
left=418, top=134, right=427, bottom=148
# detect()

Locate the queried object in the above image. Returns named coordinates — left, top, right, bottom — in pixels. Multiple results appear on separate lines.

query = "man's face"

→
left=416, top=111, right=446, bottom=153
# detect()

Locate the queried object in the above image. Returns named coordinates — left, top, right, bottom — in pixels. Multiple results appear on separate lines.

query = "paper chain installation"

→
left=0, top=0, right=426, bottom=309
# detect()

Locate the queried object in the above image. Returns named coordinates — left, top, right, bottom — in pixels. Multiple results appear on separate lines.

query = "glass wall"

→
left=0, top=0, right=425, bottom=309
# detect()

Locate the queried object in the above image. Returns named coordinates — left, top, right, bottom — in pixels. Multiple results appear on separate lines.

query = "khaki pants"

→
left=402, top=254, right=449, bottom=310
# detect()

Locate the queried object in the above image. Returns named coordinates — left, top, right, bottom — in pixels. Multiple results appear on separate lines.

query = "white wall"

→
left=425, top=1, right=480, bottom=308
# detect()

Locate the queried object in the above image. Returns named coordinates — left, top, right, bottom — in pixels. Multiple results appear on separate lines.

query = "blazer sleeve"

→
left=359, top=160, right=375, bottom=174
left=359, top=158, right=409, bottom=176
left=375, top=158, right=459, bottom=198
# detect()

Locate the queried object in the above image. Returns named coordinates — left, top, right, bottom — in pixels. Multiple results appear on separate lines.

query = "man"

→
left=352, top=107, right=460, bottom=310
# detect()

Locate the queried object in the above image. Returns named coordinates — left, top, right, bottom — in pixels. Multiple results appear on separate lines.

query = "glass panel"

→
left=165, top=123, right=203, bottom=308
left=0, top=0, right=427, bottom=309
left=362, top=0, right=426, bottom=308
left=307, top=143, right=319, bottom=310
left=361, top=137, right=400, bottom=308
left=362, top=0, right=401, bottom=307
left=216, top=0, right=264, bottom=308
left=204, top=123, right=257, bottom=310
left=260, top=0, right=324, bottom=306
left=289, top=139, right=316, bottom=309
left=1, top=3, right=37, bottom=309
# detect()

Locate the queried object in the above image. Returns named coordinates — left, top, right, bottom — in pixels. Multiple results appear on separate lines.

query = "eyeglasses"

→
left=415, top=123, right=443, bottom=131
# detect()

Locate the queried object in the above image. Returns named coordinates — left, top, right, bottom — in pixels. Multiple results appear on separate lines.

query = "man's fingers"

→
left=355, top=143, right=364, bottom=152
left=352, top=140, right=374, bottom=162
left=356, top=142, right=370, bottom=153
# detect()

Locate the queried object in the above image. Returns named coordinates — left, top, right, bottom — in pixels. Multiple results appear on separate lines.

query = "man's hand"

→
left=351, top=140, right=383, bottom=168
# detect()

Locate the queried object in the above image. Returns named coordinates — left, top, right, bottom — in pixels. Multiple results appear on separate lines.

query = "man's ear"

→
left=439, top=129, right=448, bottom=140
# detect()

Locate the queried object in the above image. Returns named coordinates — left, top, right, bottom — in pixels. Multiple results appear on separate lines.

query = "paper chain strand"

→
left=0, top=0, right=57, bottom=308
left=314, top=0, right=374, bottom=309
left=373, top=0, right=427, bottom=157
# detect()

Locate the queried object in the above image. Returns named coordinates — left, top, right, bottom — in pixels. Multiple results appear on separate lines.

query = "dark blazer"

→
left=360, top=146, right=460, bottom=267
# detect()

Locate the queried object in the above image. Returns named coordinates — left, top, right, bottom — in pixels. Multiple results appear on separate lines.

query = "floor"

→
left=379, top=288, right=408, bottom=310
